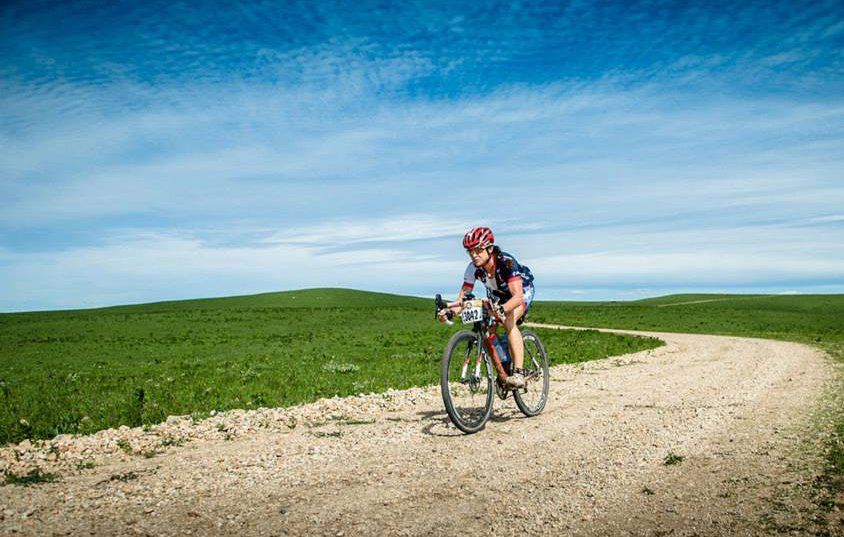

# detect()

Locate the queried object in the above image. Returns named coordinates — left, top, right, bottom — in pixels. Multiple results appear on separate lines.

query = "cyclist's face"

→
left=467, top=246, right=490, bottom=266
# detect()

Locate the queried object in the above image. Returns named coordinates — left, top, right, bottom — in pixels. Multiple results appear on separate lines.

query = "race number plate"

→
left=460, top=306, right=483, bottom=324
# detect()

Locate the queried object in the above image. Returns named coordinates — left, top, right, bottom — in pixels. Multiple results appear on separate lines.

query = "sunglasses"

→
left=466, top=247, right=487, bottom=256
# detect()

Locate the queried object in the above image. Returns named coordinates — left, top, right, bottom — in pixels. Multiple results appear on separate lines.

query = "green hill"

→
left=15, top=288, right=428, bottom=315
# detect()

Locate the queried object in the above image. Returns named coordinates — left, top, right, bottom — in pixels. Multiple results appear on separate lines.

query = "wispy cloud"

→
left=262, top=214, right=544, bottom=251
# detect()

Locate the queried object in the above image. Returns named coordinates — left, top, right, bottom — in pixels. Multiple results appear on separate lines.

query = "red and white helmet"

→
left=462, top=226, right=495, bottom=250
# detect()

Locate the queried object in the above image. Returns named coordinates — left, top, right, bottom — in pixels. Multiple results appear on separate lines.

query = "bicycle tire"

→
left=440, top=330, right=494, bottom=434
left=513, top=330, right=550, bottom=417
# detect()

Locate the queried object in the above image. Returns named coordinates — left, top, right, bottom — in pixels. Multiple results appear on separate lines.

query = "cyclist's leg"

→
left=505, top=286, right=535, bottom=369
left=503, top=304, right=525, bottom=369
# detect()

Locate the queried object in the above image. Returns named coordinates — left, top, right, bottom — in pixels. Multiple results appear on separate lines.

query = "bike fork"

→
left=460, top=340, right=483, bottom=381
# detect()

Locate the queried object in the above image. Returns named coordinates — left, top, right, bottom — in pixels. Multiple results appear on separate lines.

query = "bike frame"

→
left=460, top=309, right=510, bottom=382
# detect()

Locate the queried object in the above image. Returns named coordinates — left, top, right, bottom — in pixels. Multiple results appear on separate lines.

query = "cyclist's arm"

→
left=455, top=287, right=466, bottom=304
left=456, top=264, right=476, bottom=307
left=437, top=282, right=472, bottom=322
left=451, top=283, right=471, bottom=311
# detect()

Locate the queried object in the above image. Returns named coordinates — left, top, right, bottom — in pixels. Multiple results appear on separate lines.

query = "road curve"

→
left=0, top=324, right=836, bottom=536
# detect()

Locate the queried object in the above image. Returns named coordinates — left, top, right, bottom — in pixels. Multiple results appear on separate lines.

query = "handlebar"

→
left=434, top=294, right=454, bottom=325
left=435, top=294, right=502, bottom=326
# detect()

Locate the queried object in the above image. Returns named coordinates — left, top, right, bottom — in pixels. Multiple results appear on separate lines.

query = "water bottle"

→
left=493, top=334, right=511, bottom=364
left=499, top=334, right=512, bottom=364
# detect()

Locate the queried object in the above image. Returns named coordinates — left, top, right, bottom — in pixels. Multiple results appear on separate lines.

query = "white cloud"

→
left=263, top=214, right=466, bottom=246
left=804, top=214, right=844, bottom=224
left=261, top=213, right=545, bottom=249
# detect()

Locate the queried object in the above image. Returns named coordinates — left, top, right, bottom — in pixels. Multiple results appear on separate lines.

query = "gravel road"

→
left=0, top=324, right=838, bottom=536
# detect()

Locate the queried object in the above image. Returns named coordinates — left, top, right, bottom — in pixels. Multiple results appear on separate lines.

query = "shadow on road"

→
left=417, top=407, right=525, bottom=437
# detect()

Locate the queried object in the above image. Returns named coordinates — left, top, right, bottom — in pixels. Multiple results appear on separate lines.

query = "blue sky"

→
left=1, top=0, right=843, bottom=311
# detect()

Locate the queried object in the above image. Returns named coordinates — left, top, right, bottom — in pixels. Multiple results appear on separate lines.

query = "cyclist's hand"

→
left=494, top=303, right=507, bottom=322
left=438, top=308, right=456, bottom=324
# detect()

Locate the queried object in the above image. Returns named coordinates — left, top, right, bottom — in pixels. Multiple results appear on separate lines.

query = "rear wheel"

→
left=440, top=330, right=494, bottom=433
left=513, top=330, right=550, bottom=417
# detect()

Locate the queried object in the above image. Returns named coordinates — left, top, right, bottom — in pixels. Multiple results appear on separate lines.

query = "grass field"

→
left=533, top=294, right=844, bottom=347
left=0, top=288, right=661, bottom=445
left=531, top=293, right=844, bottom=506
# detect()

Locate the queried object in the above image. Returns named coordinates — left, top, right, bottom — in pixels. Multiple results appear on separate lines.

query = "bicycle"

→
left=434, top=293, right=550, bottom=433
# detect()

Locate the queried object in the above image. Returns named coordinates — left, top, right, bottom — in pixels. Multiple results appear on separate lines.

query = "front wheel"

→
left=513, top=330, right=550, bottom=417
left=440, top=330, right=494, bottom=434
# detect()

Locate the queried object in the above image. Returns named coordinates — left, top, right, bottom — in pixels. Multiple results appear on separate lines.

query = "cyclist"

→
left=438, top=226, right=536, bottom=388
